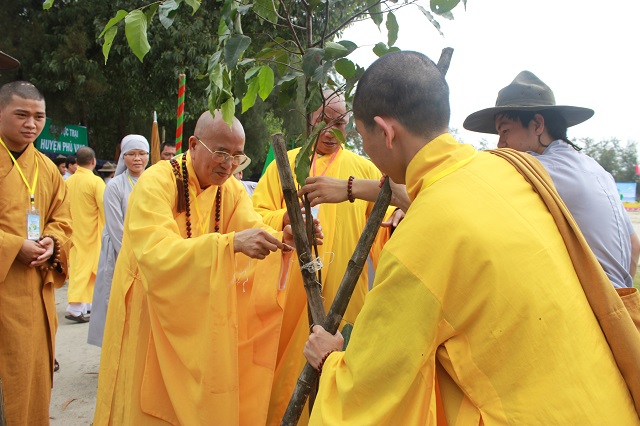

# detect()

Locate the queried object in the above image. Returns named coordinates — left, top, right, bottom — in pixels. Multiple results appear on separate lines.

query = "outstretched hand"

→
left=234, top=228, right=283, bottom=259
left=298, top=176, right=348, bottom=207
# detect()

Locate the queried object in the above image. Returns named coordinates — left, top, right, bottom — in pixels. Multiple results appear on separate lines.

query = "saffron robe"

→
left=94, top=152, right=286, bottom=425
left=310, top=135, right=639, bottom=425
left=251, top=147, right=390, bottom=425
left=65, top=166, right=105, bottom=303
left=0, top=142, right=72, bottom=425
left=88, top=172, right=137, bottom=347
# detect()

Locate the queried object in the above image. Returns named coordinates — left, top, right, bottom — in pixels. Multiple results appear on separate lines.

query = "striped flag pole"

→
left=175, top=73, right=186, bottom=153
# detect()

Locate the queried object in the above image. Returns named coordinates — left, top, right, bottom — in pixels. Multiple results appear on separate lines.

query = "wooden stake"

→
left=281, top=47, right=455, bottom=426
left=271, top=134, right=326, bottom=326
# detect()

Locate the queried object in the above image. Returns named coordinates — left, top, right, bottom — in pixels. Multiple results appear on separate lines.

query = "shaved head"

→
left=189, top=110, right=246, bottom=188
left=194, top=110, right=245, bottom=143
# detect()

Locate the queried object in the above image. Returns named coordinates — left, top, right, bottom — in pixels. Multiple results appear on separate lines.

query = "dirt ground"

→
left=47, top=211, right=640, bottom=425
left=50, top=283, right=100, bottom=426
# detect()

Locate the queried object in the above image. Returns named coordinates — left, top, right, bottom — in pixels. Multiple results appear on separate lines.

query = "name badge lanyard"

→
left=0, top=139, right=40, bottom=240
left=126, top=171, right=136, bottom=189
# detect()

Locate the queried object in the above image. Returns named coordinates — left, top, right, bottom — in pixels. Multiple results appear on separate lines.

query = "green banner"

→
left=36, top=118, right=88, bottom=155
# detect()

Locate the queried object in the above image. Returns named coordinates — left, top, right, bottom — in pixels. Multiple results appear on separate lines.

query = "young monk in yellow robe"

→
left=94, top=110, right=321, bottom=425
left=65, top=146, right=105, bottom=321
left=304, top=51, right=639, bottom=425
left=0, top=81, right=72, bottom=425
left=252, top=92, right=395, bottom=425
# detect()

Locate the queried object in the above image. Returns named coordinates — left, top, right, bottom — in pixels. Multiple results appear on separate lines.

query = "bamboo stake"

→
left=271, top=134, right=326, bottom=326
left=281, top=47, right=455, bottom=426
left=281, top=178, right=392, bottom=426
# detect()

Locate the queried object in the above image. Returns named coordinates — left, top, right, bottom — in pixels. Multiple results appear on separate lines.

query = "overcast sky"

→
left=339, top=0, right=640, bottom=149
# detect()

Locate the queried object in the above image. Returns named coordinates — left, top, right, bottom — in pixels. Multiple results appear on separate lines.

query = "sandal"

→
left=54, top=358, right=60, bottom=373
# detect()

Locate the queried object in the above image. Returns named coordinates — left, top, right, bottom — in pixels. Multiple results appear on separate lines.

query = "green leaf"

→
left=274, top=51, right=289, bottom=76
left=417, top=5, right=444, bottom=37
left=323, top=42, right=349, bottom=60
left=337, top=40, right=358, bottom=56
left=158, top=0, right=182, bottom=29
left=312, top=61, right=332, bottom=85
left=245, top=65, right=261, bottom=81
left=345, top=64, right=365, bottom=95
left=124, top=10, right=151, bottom=62
left=242, top=78, right=259, bottom=113
left=144, top=4, right=159, bottom=27
left=302, top=48, right=324, bottom=77
left=207, top=50, right=223, bottom=73
left=295, top=122, right=326, bottom=185
left=237, top=4, right=252, bottom=15
left=99, top=10, right=128, bottom=38
left=221, top=97, right=236, bottom=128
left=330, top=128, right=345, bottom=145
left=430, top=0, right=460, bottom=15
left=184, top=0, right=202, bottom=14
left=102, top=27, right=118, bottom=64
left=335, top=58, right=356, bottom=79
left=305, top=85, right=323, bottom=113
left=238, top=58, right=255, bottom=67
left=258, top=66, right=275, bottom=101
left=42, top=0, right=54, bottom=10
left=366, top=0, right=383, bottom=29
left=224, top=34, right=251, bottom=69
left=254, top=0, right=278, bottom=24
left=309, top=0, right=325, bottom=12
left=372, top=42, right=388, bottom=57
left=386, top=12, right=399, bottom=47
left=277, top=78, right=298, bottom=107
left=210, top=63, right=224, bottom=90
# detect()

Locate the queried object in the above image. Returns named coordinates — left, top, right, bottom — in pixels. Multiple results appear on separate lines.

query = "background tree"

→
left=579, top=137, right=638, bottom=183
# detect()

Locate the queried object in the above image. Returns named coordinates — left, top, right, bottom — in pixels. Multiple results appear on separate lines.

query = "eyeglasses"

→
left=123, top=152, right=149, bottom=158
left=196, top=137, right=248, bottom=166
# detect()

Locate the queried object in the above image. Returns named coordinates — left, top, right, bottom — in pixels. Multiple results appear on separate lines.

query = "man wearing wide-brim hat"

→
left=464, top=70, right=640, bottom=289
left=53, top=154, right=67, bottom=176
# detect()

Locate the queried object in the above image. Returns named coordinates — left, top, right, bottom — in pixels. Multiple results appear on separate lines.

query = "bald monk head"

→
left=188, top=110, right=247, bottom=188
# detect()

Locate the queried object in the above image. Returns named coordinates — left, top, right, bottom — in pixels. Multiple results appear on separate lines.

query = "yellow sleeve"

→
left=96, top=177, right=106, bottom=225
left=251, top=158, right=289, bottom=231
left=228, top=177, right=280, bottom=237
left=41, top=167, right=73, bottom=288
left=310, top=251, right=440, bottom=425
left=0, top=231, right=24, bottom=281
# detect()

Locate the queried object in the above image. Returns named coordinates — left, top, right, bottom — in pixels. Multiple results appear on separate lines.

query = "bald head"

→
left=76, top=146, right=96, bottom=167
left=312, top=90, right=350, bottom=155
left=354, top=51, right=450, bottom=139
left=193, top=110, right=245, bottom=143
left=189, top=110, right=246, bottom=188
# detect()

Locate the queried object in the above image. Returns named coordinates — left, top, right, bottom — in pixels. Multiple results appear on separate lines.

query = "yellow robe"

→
left=310, top=135, right=639, bottom=425
left=65, top=166, right=105, bottom=303
left=94, top=152, right=286, bottom=425
left=0, top=142, right=72, bottom=425
left=252, top=147, right=391, bottom=425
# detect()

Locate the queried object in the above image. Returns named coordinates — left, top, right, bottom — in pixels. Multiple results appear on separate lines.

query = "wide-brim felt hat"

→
left=98, top=162, right=117, bottom=173
left=0, top=51, right=20, bottom=70
left=53, top=154, right=67, bottom=166
left=463, top=71, right=594, bottom=135
left=233, top=156, right=251, bottom=174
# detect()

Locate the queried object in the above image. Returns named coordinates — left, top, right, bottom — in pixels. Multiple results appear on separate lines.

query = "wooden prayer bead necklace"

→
left=170, top=154, right=221, bottom=239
